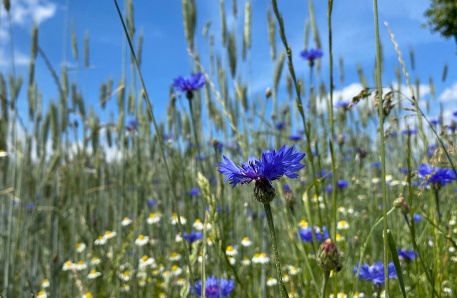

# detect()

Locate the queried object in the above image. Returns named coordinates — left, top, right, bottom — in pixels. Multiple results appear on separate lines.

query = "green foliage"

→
left=424, top=0, right=457, bottom=43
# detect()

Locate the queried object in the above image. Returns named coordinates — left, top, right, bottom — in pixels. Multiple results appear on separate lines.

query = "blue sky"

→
left=1, top=0, right=456, bottom=135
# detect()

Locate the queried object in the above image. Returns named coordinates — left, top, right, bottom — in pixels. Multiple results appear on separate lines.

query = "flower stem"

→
left=321, top=270, right=330, bottom=298
left=263, top=203, right=288, bottom=298
left=433, top=188, right=441, bottom=223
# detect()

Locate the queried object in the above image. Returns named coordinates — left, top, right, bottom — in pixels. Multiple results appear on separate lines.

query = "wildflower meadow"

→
left=1, top=0, right=456, bottom=297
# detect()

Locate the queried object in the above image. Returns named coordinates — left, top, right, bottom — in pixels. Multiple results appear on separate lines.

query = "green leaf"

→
left=387, top=230, right=407, bottom=298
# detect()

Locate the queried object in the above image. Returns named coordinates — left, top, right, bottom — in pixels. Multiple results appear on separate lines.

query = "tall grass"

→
left=0, top=0, right=456, bottom=297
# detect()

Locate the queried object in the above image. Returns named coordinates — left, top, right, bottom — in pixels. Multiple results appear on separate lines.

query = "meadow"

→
left=1, top=0, right=456, bottom=297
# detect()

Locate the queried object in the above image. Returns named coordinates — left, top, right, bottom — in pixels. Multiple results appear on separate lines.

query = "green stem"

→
left=433, top=188, right=441, bottom=224
left=321, top=270, right=330, bottom=298
left=372, top=0, right=389, bottom=294
left=263, top=203, right=288, bottom=298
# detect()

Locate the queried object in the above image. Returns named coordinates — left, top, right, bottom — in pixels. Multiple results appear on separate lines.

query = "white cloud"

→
left=333, top=82, right=364, bottom=101
left=0, top=48, right=29, bottom=66
left=6, top=0, right=56, bottom=26
left=439, top=82, right=457, bottom=102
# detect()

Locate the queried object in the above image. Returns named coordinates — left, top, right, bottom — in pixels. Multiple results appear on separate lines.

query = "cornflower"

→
left=217, top=145, right=305, bottom=203
left=173, top=72, right=206, bottom=100
left=191, top=276, right=235, bottom=297
left=353, top=262, right=397, bottom=285
left=300, top=48, right=323, bottom=67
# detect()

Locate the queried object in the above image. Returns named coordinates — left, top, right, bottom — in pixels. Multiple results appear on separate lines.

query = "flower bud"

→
left=317, top=238, right=343, bottom=272
left=265, top=87, right=272, bottom=98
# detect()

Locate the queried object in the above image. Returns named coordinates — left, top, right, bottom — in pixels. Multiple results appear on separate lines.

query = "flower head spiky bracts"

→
left=316, top=238, right=343, bottom=272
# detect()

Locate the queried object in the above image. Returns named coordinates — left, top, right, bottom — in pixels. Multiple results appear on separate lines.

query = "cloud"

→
left=0, top=48, right=29, bottom=66
left=439, top=82, right=457, bottom=102
left=6, top=0, right=57, bottom=26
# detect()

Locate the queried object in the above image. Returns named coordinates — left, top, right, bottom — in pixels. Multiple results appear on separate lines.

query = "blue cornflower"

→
left=324, top=184, right=333, bottom=193
left=397, top=249, right=416, bottom=261
left=24, top=203, right=35, bottom=210
left=399, top=167, right=410, bottom=175
left=191, top=276, right=235, bottom=298
left=318, top=169, right=333, bottom=179
left=417, top=164, right=457, bottom=187
left=217, top=145, right=305, bottom=203
left=146, top=199, right=157, bottom=208
left=183, top=231, right=203, bottom=243
left=353, top=262, right=397, bottom=285
left=275, top=122, right=285, bottom=130
left=298, top=226, right=329, bottom=243
left=402, top=128, right=417, bottom=135
left=453, top=111, right=457, bottom=117
left=126, top=119, right=140, bottom=133
left=173, top=72, right=206, bottom=100
left=413, top=214, right=422, bottom=222
left=337, top=180, right=349, bottom=189
left=300, top=48, right=323, bottom=67
left=372, top=162, right=381, bottom=169
left=430, top=118, right=441, bottom=125
left=334, top=100, right=351, bottom=110
left=289, top=134, right=302, bottom=141
left=428, top=144, right=438, bottom=157
left=189, top=188, right=200, bottom=197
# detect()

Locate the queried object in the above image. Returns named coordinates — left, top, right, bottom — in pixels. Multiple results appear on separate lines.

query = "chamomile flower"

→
left=87, top=269, right=102, bottom=279
left=171, top=213, right=187, bottom=225
left=353, top=292, right=365, bottom=298
left=206, top=236, right=214, bottom=246
left=337, top=220, right=350, bottom=230
left=228, top=256, right=236, bottom=265
left=76, top=242, right=86, bottom=253
left=120, top=284, right=130, bottom=292
left=94, top=236, right=106, bottom=246
left=169, top=252, right=182, bottom=261
left=82, top=293, right=93, bottom=298
left=147, top=212, right=162, bottom=224
left=75, top=261, right=87, bottom=271
left=103, top=230, right=117, bottom=240
left=329, top=293, right=347, bottom=298
left=138, top=278, right=147, bottom=287
left=287, top=265, right=301, bottom=275
left=336, top=233, right=345, bottom=242
left=252, top=253, right=269, bottom=264
left=37, top=291, right=47, bottom=298
left=176, top=278, right=186, bottom=286
left=90, top=257, right=101, bottom=265
left=171, top=265, right=183, bottom=276
left=41, top=279, right=50, bottom=288
left=119, top=271, right=131, bottom=281
left=241, top=257, right=251, bottom=266
left=197, top=252, right=207, bottom=263
left=266, top=277, right=278, bottom=286
left=139, top=256, right=156, bottom=270
left=135, top=234, right=149, bottom=246
left=282, top=274, right=290, bottom=282
left=62, top=260, right=74, bottom=271
left=226, top=245, right=238, bottom=256
left=175, top=233, right=183, bottom=242
left=193, top=218, right=204, bottom=230
left=121, top=217, right=133, bottom=226
left=0, top=150, right=7, bottom=157
left=241, top=237, right=252, bottom=247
